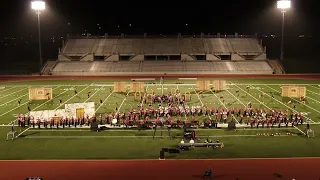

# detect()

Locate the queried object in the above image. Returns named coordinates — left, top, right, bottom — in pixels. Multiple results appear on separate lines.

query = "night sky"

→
left=0, top=0, right=318, bottom=37
left=0, top=0, right=319, bottom=73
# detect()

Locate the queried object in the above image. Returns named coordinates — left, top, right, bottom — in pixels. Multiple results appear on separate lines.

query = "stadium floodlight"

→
left=31, top=1, right=46, bottom=11
left=277, top=0, right=291, bottom=63
left=31, top=1, right=45, bottom=72
left=277, top=0, right=291, bottom=9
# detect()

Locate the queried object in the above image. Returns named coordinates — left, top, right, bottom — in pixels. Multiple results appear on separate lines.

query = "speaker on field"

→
left=90, top=121, right=99, bottom=131
left=159, top=151, right=165, bottom=159
left=228, top=121, right=236, bottom=130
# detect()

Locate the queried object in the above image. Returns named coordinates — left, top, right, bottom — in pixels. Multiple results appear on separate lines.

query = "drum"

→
left=112, top=119, right=117, bottom=124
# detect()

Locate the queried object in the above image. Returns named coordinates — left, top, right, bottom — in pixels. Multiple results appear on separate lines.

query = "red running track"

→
left=0, top=158, right=319, bottom=180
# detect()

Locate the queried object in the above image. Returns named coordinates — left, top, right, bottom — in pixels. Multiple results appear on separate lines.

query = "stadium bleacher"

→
left=45, top=34, right=277, bottom=75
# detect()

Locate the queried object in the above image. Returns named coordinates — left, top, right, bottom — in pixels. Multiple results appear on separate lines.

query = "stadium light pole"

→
left=277, top=0, right=291, bottom=64
left=31, top=1, right=45, bottom=72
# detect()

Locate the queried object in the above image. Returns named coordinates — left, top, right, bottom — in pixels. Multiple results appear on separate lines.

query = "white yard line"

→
left=95, top=92, right=114, bottom=113
left=176, top=85, right=188, bottom=119
left=232, top=82, right=306, bottom=135
left=6, top=86, right=63, bottom=124
left=0, top=88, right=27, bottom=100
left=0, top=86, right=17, bottom=93
left=305, top=90, right=320, bottom=103
left=308, top=85, right=320, bottom=90
left=226, top=89, right=247, bottom=107
left=265, top=85, right=320, bottom=114
left=252, top=85, right=315, bottom=123
left=31, top=86, right=67, bottom=110
left=84, top=86, right=104, bottom=103
left=191, top=86, right=204, bottom=107
left=1, top=86, right=61, bottom=118
left=15, top=127, right=31, bottom=138
left=190, top=85, right=211, bottom=120
left=210, top=90, right=239, bottom=124
left=116, top=91, right=131, bottom=114
left=0, top=94, right=28, bottom=106
left=54, top=86, right=91, bottom=110
left=307, top=89, right=320, bottom=96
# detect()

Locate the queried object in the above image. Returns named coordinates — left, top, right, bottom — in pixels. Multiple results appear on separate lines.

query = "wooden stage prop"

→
left=130, top=82, right=145, bottom=101
left=29, top=87, right=52, bottom=100
left=196, top=80, right=211, bottom=91
left=130, top=82, right=144, bottom=93
left=212, top=80, right=227, bottom=91
left=113, top=82, right=128, bottom=93
left=281, top=86, right=306, bottom=98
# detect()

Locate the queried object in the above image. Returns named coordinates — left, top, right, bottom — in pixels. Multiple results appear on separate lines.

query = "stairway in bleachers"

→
left=267, top=60, right=285, bottom=74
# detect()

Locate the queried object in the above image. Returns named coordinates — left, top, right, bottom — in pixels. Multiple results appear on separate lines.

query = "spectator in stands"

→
left=189, top=139, right=194, bottom=144
left=180, top=139, right=184, bottom=144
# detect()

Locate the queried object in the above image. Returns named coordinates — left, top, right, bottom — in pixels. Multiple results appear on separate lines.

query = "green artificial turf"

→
left=0, top=78, right=319, bottom=160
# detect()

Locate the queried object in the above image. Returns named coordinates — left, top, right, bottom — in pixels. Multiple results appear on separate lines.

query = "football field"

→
left=1, top=78, right=320, bottom=160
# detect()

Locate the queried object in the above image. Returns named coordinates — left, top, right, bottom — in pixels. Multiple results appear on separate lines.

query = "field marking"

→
left=191, top=86, right=204, bottom=107
left=0, top=87, right=27, bottom=100
left=225, top=89, right=247, bottom=107
left=210, top=90, right=239, bottom=124
left=1, top=86, right=61, bottom=118
left=308, top=85, right=320, bottom=90
left=116, top=91, right=131, bottom=114
left=0, top=86, right=17, bottom=93
left=304, top=90, right=320, bottom=103
left=5, top=86, right=63, bottom=125
left=1, top=157, right=320, bottom=162
left=54, top=85, right=91, bottom=110
left=191, top=85, right=211, bottom=120
left=84, top=86, right=104, bottom=103
left=176, top=85, right=188, bottom=120
left=22, top=134, right=298, bottom=139
left=29, top=86, right=68, bottom=111
left=95, top=91, right=114, bottom=113
left=249, top=85, right=312, bottom=132
left=232, top=83, right=306, bottom=135
left=0, top=94, right=28, bottom=107
left=15, top=127, right=31, bottom=138
left=254, top=85, right=315, bottom=123
left=307, top=89, right=320, bottom=96
left=266, top=85, right=320, bottom=115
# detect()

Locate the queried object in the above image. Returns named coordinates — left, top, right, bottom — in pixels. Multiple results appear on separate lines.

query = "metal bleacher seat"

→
left=185, top=61, right=211, bottom=71
left=248, top=39, right=263, bottom=53
left=229, top=38, right=263, bottom=53
left=109, top=61, right=140, bottom=72
left=236, top=61, right=273, bottom=72
left=141, top=61, right=183, bottom=72
left=204, top=38, right=231, bottom=53
left=63, top=39, right=96, bottom=55
left=89, top=62, right=113, bottom=72
left=53, top=62, right=91, bottom=72
left=211, top=61, right=237, bottom=72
